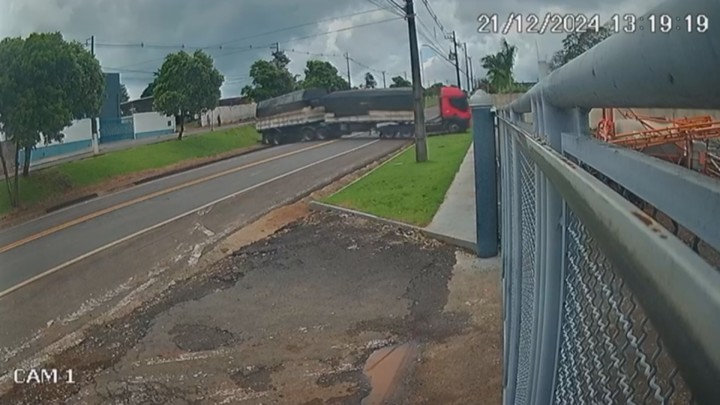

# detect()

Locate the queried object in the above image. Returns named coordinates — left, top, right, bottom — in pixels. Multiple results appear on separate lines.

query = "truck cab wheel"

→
left=448, top=123, right=461, bottom=133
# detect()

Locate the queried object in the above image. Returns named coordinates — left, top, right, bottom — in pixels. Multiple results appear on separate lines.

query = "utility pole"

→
left=271, top=42, right=279, bottom=53
left=405, top=0, right=428, bottom=162
left=469, top=56, right=475, bottom=91
left=344, top=52, right=352, bottom=88
left=382, top=71, right=387, bottom=88
left=463, top=42, right=470, bottom=92
left=449, top=31, right=461, bottom=89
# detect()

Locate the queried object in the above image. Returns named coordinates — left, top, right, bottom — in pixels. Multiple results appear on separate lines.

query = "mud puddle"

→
left=362, top=342, right=417, bottom=404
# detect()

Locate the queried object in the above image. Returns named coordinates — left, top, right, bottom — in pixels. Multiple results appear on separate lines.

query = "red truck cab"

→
left=426, top=86, right=471, bottom=133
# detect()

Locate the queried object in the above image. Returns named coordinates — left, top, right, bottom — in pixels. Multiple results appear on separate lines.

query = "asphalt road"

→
left=0, top=138, right=407, bottom=370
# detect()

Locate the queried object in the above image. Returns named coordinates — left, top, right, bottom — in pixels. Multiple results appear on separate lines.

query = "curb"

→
left=41, top=144, right=270, bottom=214
left=308, top=201, right=478, bottom=255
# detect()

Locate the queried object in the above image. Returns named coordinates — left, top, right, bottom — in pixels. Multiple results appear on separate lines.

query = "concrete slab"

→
left=426, top=144, right=477, bottom=246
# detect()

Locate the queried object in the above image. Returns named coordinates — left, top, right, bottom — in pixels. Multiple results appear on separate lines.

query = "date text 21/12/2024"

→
left=477, top=13, right=710, bottom=35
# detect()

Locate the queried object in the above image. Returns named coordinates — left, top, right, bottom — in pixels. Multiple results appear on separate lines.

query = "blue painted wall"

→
left=19, top=140, right=92, bottom=164
left=100, top=73, right=121, bottom=120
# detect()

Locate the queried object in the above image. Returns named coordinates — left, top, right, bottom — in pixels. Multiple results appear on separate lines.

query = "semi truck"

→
left=254, top=85, right=470, bottom=145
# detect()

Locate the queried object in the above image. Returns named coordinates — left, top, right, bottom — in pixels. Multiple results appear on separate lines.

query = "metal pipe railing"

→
left=510, top=0, right=720, bottom=112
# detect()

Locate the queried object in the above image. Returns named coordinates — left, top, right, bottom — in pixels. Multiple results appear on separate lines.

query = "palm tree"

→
left=481, top=39, right=517, bottom=93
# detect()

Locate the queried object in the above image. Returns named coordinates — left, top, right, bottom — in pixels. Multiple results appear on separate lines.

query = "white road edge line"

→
left=0, top=143, right=306, bottom=234
left=0, top=140, right=380, bottom=299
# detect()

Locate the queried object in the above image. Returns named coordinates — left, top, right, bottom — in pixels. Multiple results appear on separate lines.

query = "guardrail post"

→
left=530, top=96, right=574, bottom=405
left=470, top=90, right=499, bottom=258
left=504, top=120, right=523, bottom=405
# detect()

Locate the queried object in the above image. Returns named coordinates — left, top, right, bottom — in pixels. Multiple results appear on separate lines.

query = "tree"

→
left=153, top=50, right=224, bottom=140
left=364, top=72, right=377, bottom=89
left=119, top=84, right=130, bottom=103
left=0, top=32, right=105, bottom=207
left=141, top=79, right=157, bottom=98
left=425, top=82, right=443, bottom=96
left=550, top=27, right=613, bottom=70
left=242, top=51, right=298, bottom=102
left=389, top=76, right=411, bottom=88
left=480, top=39, right=517, bottom=94
left=299, top=60, right=349, bottom=91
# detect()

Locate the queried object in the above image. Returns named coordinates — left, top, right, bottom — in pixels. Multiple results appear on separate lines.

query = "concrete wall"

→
left=21, top=119, right=95, bottom=163
left=133, top=112, right=176, bottom=139
left=200, top=104, right=257, bottom=127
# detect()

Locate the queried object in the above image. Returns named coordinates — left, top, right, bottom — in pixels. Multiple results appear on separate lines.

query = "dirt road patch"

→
left=1, top=211, right=501, bottom=404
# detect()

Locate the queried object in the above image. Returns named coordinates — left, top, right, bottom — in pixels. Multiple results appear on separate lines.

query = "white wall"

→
left=35, top=119, right=95, bottom=149
left=0, top=119, right=95, bottom=146
left=133, top=112, right=176, bottom=136
left=200, top=104, right=257, bottom=127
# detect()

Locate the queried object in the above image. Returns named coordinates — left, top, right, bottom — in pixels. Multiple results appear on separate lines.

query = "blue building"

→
left=99, top=73, right=134, bottom=143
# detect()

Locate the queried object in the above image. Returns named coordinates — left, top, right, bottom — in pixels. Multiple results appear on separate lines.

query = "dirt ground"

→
left=1, top=211, right=502, bottom=405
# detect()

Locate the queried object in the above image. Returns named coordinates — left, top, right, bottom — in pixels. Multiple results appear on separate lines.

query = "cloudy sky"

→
left=0, top=0, right=661, bottom=100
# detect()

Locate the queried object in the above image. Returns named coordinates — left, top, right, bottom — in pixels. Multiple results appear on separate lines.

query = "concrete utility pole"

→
left=344, top=52, right=351, bottom=88
left=451, top=31, right=461, bottom=89
left=382, top=71, right=387, bottom=88
left=405, top=0, right=428, bottom=162
left=469, top=56, right=475, bottom=91
left=463, top=42, right=470, bottom=92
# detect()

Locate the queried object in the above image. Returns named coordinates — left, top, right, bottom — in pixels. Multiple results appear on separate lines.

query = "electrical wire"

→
left=364, top=0, right=404, bottom=17
left=110, top=16, right=402, bottom=70
left=283, top=48, right=402, bottom=81
left=96, top=7, right=390, bottom=51
left=214, top=17, right=403, bottom=60
left=418, top=0, right=446, bottom=36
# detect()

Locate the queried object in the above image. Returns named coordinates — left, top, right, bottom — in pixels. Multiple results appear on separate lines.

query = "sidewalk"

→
left=426, top=143, right=477, bottom=246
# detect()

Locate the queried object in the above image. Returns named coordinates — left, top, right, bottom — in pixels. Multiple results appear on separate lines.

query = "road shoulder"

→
left=2, top=209, right=501, bottom=404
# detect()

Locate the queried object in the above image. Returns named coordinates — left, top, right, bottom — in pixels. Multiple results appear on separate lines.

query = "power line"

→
left=111, top=16, right=403, bottom=70
left=216, top=17, right=403, bottom=60
left=416, top=17, right=447, bottom=55
left=96, top=7, right=390, bottom=51
left=364, top=0, right=404, bottom=17
left=418, top=0, right=446, bottom=36
left=283, top=48, right=402, bottom=82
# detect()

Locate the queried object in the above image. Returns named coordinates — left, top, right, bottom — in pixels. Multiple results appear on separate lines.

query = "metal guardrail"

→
left=482, top=0, right=720, bottom=403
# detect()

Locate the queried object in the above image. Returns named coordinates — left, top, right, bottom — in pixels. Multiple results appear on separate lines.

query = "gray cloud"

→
left=0, top=0, right=661, bottom=99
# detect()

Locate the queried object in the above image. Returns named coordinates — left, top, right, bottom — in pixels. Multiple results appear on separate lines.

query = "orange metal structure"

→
left=595, top=108, right=720, bottom=177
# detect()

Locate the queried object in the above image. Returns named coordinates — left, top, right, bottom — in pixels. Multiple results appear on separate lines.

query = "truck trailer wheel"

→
left=261, top=132, right=270, bottom=145
left=301, top=127, right=315, bottom=142
left=315, top=127, right=329, bottom=140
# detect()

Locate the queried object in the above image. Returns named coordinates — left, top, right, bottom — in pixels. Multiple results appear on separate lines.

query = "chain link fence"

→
left=496, top=115, right=718, bottom=404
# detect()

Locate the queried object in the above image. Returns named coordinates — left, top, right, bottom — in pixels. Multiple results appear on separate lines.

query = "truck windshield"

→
left=448, top=96, right=469, bottom=111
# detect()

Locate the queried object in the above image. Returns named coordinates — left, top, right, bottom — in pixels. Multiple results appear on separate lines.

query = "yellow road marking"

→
left=0, top=140, right=379, bottom=299
left=0, top=140, right=338, bottom=254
